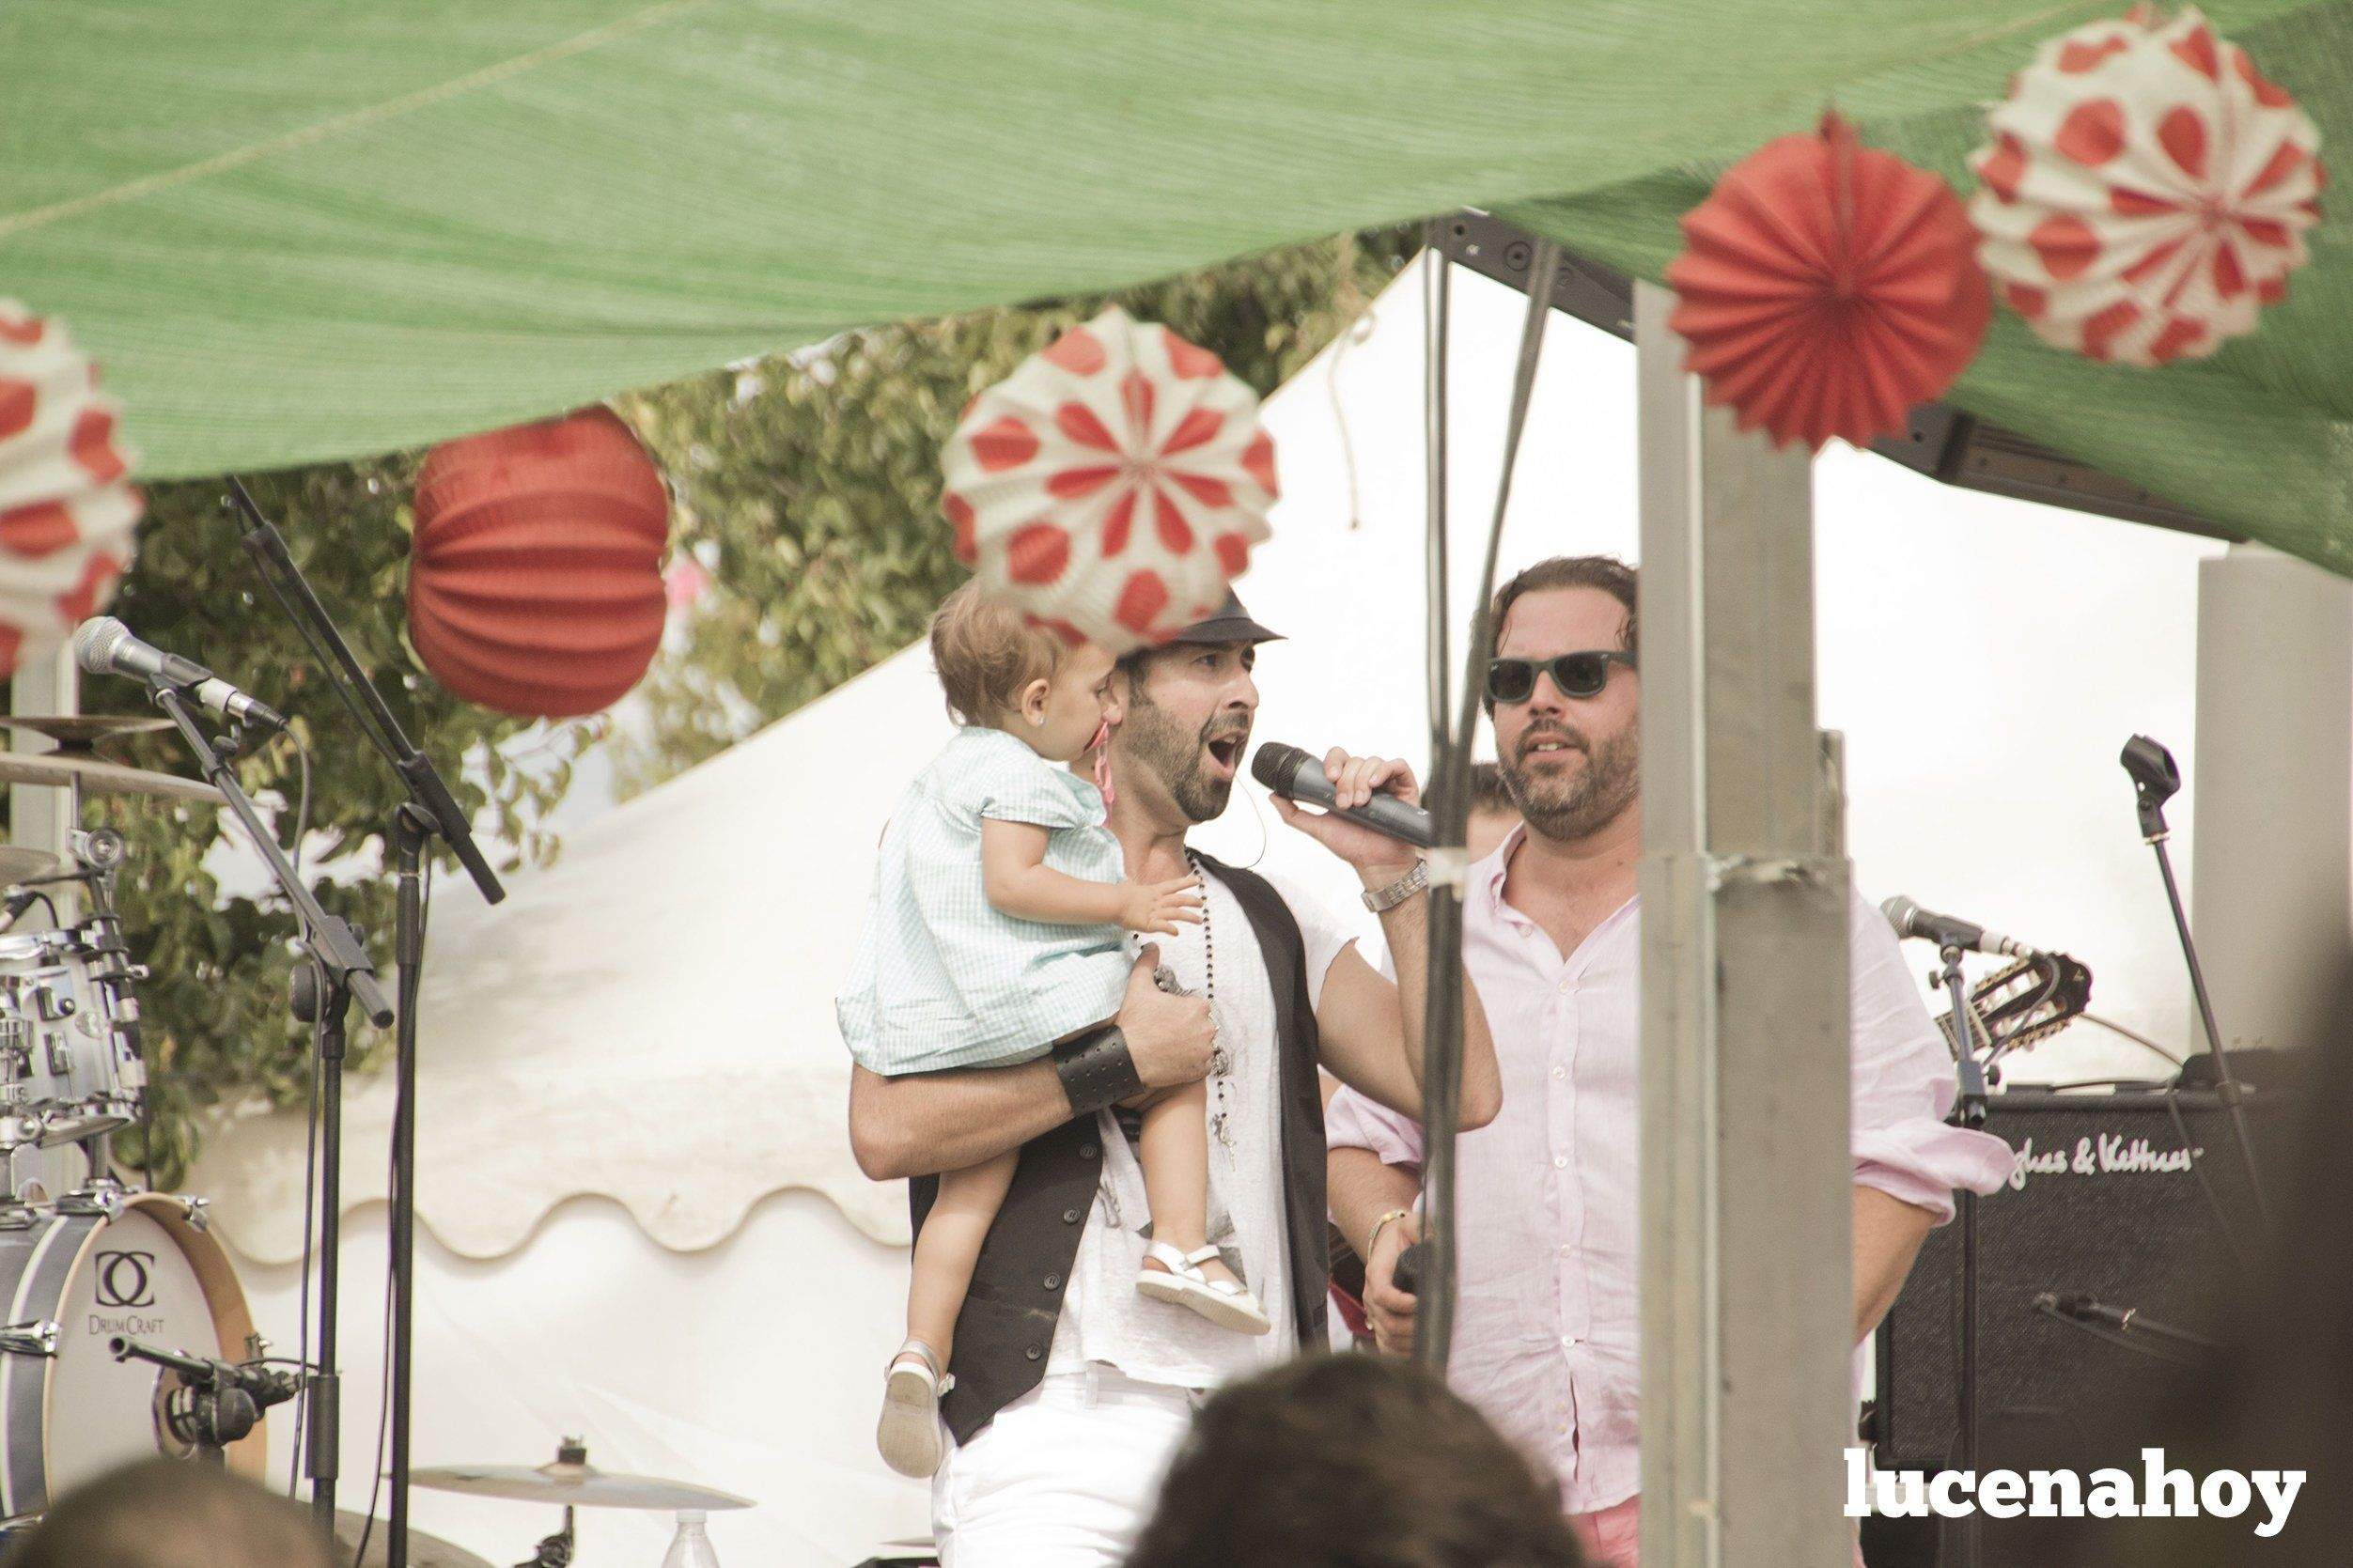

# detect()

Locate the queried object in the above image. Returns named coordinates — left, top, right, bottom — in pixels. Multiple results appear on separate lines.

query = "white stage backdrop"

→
left=195, top=259, right=2225, bottom=1565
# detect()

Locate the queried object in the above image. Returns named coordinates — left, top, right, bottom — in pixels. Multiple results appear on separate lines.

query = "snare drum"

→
left=0, top=929, right=145, bottom=1153
left=0, top=1192, right=263, bottom=1520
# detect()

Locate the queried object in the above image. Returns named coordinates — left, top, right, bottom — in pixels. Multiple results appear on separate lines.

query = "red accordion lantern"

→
left=1667, top=113, right=1990, bottom=451
left=409, top=408, right=670, bottom=719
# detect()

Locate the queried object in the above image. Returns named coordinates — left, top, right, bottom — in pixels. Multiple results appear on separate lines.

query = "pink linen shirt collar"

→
left=1326, top=825, right=2013, bottom=1514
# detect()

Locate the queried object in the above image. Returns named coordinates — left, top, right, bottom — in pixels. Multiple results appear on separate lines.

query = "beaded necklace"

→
left=1185, top=848, right=1235, bottom=1149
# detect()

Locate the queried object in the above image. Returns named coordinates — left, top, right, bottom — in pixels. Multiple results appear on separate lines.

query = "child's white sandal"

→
left=877, top=1337, right=954, bottom=1477
left=1136, top=1241, right=1272, bottom=1335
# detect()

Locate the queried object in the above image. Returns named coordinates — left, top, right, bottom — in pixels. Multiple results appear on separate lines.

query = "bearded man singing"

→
left=850, top=597, right=1501, bottom=1567
left=1326, top=555, right=2013, bottom=1567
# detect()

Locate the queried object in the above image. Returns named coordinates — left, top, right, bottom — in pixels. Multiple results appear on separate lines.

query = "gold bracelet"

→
left=1364, top=1207, right=1412, bottom=1259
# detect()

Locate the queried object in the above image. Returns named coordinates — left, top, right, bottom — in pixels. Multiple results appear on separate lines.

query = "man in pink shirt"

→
left=1326, top=555, right=2015, bottom=1567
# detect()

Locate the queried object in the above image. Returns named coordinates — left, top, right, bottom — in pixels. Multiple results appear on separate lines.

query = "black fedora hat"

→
left=1166, top=592, right=1283, bottom=646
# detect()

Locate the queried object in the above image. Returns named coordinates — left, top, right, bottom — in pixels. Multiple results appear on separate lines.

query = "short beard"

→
left=1117, top=689, right=1237, bottom=824
left=1500, top=723, right=1639, bottom=842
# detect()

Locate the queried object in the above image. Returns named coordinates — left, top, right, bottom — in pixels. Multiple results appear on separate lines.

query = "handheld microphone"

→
left=71, top=616, right=288, bottom=736
left=1250, top=743, right=1436, bottom=849
left=1879, top=895, right=2041, bottom=959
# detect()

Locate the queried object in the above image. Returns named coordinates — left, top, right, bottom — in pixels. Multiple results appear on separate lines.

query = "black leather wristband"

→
left=1052, top=1024, right=1145, bottom=1116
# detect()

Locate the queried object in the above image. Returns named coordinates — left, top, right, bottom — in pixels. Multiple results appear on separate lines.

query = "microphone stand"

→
left=1937, top=944, right=1988, bottom=1568
left=226, top=479, right=506, bottom=1568
left=144, top=679, right=391, bottom=1532
left=2119, top=737, right=2269, bottom=1230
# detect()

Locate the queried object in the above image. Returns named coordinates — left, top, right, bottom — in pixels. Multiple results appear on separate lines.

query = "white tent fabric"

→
left=190, top=644, right=952, bottom=1264
left=187, top=260, right=2225, bottom=1564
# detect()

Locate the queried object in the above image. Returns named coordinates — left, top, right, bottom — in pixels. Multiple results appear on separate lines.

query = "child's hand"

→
left=1119, top=875, right=1204, bottom=936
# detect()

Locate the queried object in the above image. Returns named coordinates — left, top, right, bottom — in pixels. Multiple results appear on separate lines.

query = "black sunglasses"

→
left=1485, top=650, right=1636, bottom=705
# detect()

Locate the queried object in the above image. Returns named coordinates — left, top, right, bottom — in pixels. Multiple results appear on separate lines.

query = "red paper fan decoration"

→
left=1667, top=113, right=1991, bottom=451
left=410, top=407, right=670, bottom=718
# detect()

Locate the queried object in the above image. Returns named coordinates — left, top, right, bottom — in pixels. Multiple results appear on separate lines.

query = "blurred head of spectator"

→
left=2, top=1458, right=330, bottom=1568
left=1127, top=1353, right=1584, bottom=1567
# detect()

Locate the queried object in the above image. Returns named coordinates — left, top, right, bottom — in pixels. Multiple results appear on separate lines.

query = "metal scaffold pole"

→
left=1633, top=280, right=1855, bottom=1566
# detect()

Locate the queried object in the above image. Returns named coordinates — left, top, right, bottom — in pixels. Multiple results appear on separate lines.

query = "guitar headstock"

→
left=1936, top=951, right=2093, bottom=1059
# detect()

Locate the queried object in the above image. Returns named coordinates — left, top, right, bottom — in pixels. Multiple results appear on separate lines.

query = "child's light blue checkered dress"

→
left=838, top=727, right=1132, bottom=1078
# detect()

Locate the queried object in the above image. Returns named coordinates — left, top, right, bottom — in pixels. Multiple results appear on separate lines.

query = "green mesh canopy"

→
left=6, top=1, right=2347, bottom=570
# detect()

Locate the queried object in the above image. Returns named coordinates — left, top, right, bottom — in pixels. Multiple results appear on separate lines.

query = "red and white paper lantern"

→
left=1971, top=6, right=2324, bottom=365
left=939, top=306, right=1278, bottom=653
left=0, top=303, right=139, bottom=677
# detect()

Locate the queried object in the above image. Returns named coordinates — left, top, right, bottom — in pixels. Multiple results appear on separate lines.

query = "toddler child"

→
left=840, top=584, right=1270, bottom=1481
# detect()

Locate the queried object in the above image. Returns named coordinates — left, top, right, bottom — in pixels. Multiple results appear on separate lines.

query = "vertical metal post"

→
left=1634, top=282, right=1854, bottom=1565
left=2189, top=542, right=2353, bottom=1054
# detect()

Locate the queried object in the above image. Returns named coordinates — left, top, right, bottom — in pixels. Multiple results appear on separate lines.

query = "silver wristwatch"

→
left=1362, top=860, right=1429, bottom=914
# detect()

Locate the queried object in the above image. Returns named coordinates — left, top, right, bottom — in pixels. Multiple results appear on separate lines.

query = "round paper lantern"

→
left=938, top=305, right=1278, bottom=653
left=0, top=302, right=140, bottom=678
left=410, top=407, right=670, bottom=718
left=1970, top=6, right=2324, bottom=366
left=1667, top=113, right=1991, bottom=451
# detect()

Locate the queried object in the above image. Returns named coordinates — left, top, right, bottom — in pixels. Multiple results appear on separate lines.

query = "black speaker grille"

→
left=1877, top=1089, right=2289, bottom=1477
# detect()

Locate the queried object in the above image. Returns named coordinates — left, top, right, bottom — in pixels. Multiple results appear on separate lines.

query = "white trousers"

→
left=931, top=1368, right=1200, bottom=1568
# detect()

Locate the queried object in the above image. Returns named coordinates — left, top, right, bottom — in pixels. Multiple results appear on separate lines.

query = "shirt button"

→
left=1556, top=979, right=1570, bottom=994
left=1561, top=1334, right=1574, bottom=1349
left=1550, top=1065, right=1566, bottom=1080
left=1026, top=1345, right=1043, bottom=1361
left=1043, top=1274, right=1062, bottom=1290
left=1552, top=1155, right=1567, bottom=1170
left=1063, top=1208, right=1083, bottom=1224
left=1558, top=1244, right=1571, bottom=1258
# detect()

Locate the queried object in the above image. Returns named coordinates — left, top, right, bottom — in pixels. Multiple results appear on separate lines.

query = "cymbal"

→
left=0, top=715, right=173, bottom=748
left=0, top=847, right=61, bottom=885
left=0, top=748, right=224, bottom=804
left=406, top=1457, right=755, bottom=1514
left=332, top=1511, right=494, bottom=1568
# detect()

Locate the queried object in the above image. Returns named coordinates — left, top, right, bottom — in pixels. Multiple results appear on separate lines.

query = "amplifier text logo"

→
left=2007, top=1134, right=2198, bottom=1190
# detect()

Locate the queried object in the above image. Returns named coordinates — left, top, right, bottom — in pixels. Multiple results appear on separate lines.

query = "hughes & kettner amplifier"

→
left=1864, top=1074, right=2299, bottom=1561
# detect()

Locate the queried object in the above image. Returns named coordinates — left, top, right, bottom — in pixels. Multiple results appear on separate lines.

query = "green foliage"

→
left=88, top=459, right=587, bottom=1185
left=611, top=230, right=1416, bottom=795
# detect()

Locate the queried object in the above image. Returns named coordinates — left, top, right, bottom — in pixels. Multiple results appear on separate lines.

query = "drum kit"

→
left=0, top=717, right=275, bottom=1537
left=0, top=719, right=771, bottom=1562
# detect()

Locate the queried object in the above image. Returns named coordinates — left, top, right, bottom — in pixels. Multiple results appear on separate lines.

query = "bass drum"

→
left=0, top=1193, right=263, bottom=1521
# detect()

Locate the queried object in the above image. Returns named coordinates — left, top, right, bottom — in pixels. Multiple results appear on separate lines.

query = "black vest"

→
left=908, top=853, right=1331, bottom=1443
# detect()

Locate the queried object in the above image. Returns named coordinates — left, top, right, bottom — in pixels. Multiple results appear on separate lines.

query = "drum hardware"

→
left=67, top=828, right=126, bottom=873
left=55, top=1179, right=125, bottom=1219
left=519, top=1507, right=574, bottom=1568
left=0, top=1324, right=56, bottom=1359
